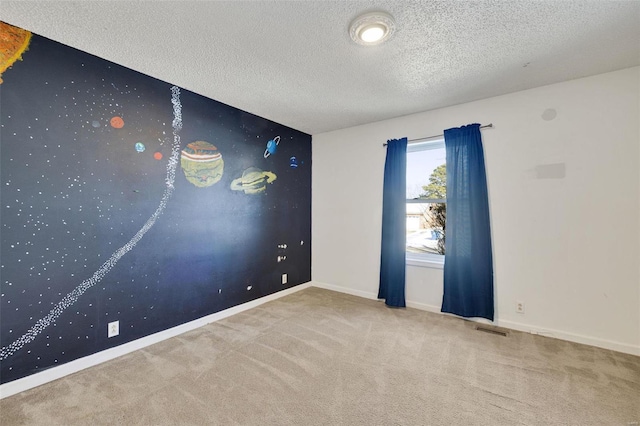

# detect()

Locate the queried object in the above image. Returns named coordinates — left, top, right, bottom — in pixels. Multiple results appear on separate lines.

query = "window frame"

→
left=406, top=138, right=446, bottom=269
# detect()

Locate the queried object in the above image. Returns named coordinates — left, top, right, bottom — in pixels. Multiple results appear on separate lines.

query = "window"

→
left=406, top=138, right=446, bottom=267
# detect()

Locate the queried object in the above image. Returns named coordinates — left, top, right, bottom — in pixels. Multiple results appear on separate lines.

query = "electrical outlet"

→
left=108, top=320, right=119, bottom=338
left=516, top=301, right=525, bottom=314
left=282, top=273, right=287, bottom=285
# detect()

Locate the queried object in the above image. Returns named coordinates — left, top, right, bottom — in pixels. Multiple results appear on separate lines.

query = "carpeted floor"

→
left=1, top=287, right=639, bottom=425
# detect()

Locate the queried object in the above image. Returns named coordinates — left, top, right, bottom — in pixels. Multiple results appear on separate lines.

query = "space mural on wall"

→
left=0, top=21, right=311, bottom=384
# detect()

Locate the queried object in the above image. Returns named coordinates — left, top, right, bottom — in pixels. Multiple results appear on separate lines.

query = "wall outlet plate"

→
left=282, top=273, right=287, bottom=284
left=108, top=320, right=119, bottom=338
left=516, top=302, right=525, bottom=314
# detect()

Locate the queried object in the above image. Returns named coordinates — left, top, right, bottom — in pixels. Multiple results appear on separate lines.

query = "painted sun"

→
left=0, top=21, right=32, bottom=84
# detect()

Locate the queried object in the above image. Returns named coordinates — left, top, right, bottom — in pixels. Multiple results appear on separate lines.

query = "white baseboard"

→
left=0, top=283, right=311, bottom=399
left=405, top=300, right=441, bottom=313
left=311, top=281, right=444, bottom=314
left=310, top=281, right=640, bottom=357
left=310, top=280, right=379, bottom=301
left=496, top=319, right=640, bottom=356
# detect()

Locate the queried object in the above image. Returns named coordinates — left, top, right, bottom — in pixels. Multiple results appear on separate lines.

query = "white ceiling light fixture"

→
left=349, top=11, right=396, bottom=46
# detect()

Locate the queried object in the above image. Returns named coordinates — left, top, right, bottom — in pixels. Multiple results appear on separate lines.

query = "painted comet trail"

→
left=0, top=86, right=183, bottom=360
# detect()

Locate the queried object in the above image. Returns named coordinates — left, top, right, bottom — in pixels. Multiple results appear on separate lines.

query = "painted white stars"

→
left=0, top=86, right=184, bottom=361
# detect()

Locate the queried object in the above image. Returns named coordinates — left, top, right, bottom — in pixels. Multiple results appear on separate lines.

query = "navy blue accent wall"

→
left=0, top=25, right=311, bottom=384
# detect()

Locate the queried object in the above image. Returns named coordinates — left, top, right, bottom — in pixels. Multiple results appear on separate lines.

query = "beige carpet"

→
left=1, top=287, right=639, bottom=425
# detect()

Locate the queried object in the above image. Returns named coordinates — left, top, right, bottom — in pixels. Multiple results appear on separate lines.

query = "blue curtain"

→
left=441, top=124, right=494, bottom=320
left=378, top=138, right=407, bottom=308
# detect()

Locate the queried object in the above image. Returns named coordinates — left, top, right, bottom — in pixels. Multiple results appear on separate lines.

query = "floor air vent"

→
left=475, top=325, right=508, bottom=337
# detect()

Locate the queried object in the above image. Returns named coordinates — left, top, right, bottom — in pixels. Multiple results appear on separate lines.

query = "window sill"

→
left=406, top=254, right=444, bottom=270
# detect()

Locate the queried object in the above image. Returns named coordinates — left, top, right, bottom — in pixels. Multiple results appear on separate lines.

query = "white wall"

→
left=312, top=67, right=640, bottom=355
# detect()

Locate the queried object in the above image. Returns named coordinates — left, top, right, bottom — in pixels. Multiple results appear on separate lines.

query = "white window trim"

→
left=407, top=138, right=445, bottom=153
left=406, top=252, right=444, bottom=269
left=406, top=137, right=445, bottom=269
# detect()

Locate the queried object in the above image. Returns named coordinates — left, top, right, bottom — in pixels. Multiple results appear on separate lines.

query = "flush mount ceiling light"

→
left=349, top=11, right=396, bottom=46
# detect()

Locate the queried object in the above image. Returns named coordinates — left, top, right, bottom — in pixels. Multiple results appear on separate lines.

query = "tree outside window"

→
left=419, top=163, right=446, bottom=255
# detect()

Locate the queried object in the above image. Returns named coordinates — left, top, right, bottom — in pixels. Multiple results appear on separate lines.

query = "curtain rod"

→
left=383, top=123, right=493, bottom=146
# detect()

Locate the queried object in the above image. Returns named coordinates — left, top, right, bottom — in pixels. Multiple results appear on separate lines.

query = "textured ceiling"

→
left=1, top=1, right=639, bottom=134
